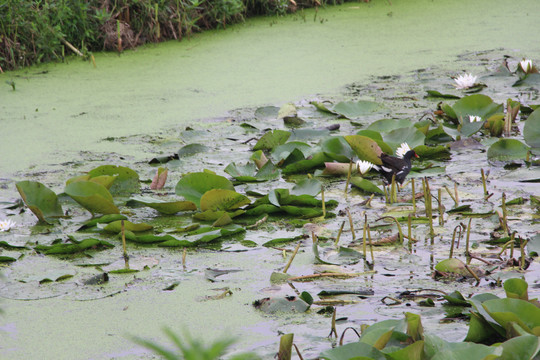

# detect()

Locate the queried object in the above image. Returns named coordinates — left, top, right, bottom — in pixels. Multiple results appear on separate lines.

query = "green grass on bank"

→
left=0, top=0, right=356, bottom=71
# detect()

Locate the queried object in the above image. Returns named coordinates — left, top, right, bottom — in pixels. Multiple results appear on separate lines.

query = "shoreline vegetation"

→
left=0, top=0, right=365, bottom=72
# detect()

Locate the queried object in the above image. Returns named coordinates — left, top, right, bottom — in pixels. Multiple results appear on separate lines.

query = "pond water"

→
left=1, top=0, right=540, bottom=359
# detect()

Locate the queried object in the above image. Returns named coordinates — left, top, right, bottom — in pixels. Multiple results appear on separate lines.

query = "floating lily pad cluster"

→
left=3, top=54, right=540, bottom=359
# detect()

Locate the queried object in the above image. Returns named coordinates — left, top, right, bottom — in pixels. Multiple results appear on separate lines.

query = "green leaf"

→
left=487, top=139, right=530, bottom=161
left=104, top=220, right=153, bottom=233
left=272, top=141, right=313, bottom=162
left=442, top=291, right=470, bottom=306
left=320, top=136, right=355, bottom=162
left=224, top=161, right=279, bottom=182
left=281, top=152, right=331, bottom=174
left=344, top=135, right=383, bottom=165
left=452, top=94, right=504, bottom=122
left=483, top=298, right=540, bottom=334
left=65, top=181, right=119, bottom=215
left=35, top=238, right=114, bottom=255
left=87, top=165, right=140, bottom=196
left=320, top=342, right=386, bottom=360
left=504, top=278, right=529, bottom=301
left=367, top=118, right=413, bottom=132
left=413, top=145, right=451, bottom=160
left=127, top=196, right=197, bottom=215
left=254, top=296, right=309, bottom=314
left=331, top=100, right=386, bottom=119
left=434, top=258, right=470, bottom=276
left=177, top=143, right=209, bottom=157
left=253, top=129, right=291, bottom=151
left=175, top=171, right=234, bottom=208
left=498, top=335, right=540, bottom=360
left=350, top=177, right=384, bottom=194
left=79, top=214, right=128, bottom=229
left=523, top=107, right=540, bottom=148
left=383, top=126, right=425, bottom=151
left=291, top=178, right=322, bottom=196
left=405, top=312, right=423, bottom=342
left=200, top=189, right=250, bottom=211
left=425, top=90, right=460, bottom=99
left=385, top=340, right=424, bottom=360
left=424, top=334, right=502, bottom=360
left=16, top=181, right=64, bottom=223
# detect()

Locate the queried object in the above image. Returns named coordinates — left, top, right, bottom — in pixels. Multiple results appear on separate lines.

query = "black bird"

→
left=378, top=150, right=418, bottom=185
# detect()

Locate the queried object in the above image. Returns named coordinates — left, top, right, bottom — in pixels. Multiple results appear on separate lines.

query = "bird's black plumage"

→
left=378, top=150, right=418, bottom=185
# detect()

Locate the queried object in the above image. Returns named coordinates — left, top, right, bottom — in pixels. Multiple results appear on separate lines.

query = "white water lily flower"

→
left=395, top=142, right=411, bottom=159
left=469, top=115, right=482, bottom=122
left=0, top=218, right=16, bottom=232
left=356, top=160, right=375, bottom=175
left=454, top=73, right=477, bottom=89
left=520, top=59, right=533, bottom=73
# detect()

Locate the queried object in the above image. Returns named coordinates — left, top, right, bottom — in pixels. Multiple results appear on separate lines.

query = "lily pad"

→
left=200, top=189, right=250, bottom=212
left=127, top=196, right=197, bottom=215
left=103, top=220, right=153, bottom=233
left=16, top=181, right=64, bottom=223
left=434, top=258, right=470, bottom=277
left=224, top=161, right=279, bottom=182
left=66, top=174, right=116, bottom=189
left=252, top=129, right=291, bottom=151
left=331, top=100, right=385, bottom=119
left=175, top=171, right=235, bottom=208
left=320, top=136, right=355, bottom=162
left=487, top=139, right=530, bottom=161
left=504, top=278, right=528, bottom=301
left=320, top=342, right=386, bottom=360
left=290, top=178, right=322, bottom=196
left=451, top=94, right=503, bottom=122
left=87, top=165, right=140, bottom=196
left=34, top=238, right=114, bottom=255
left=254, top=296, right=310, bottom=314
left=79, top=214, right=128, bottom=229
left=350, top=177, right=384, bottom=194
left=177, top=143, right=209, bottom=157
left=383, top=126, right=426, bottom=151
left=65, top=181, right=120, bottom=215
left=482, top=298, right=540, bottom=334
left=425, top=90, right=461, bottom=99
left=523, top=107, right=540, bottom=149
left=367, top=118, right=413, bottom=132
left=344, top=135, right=384, bottom=165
